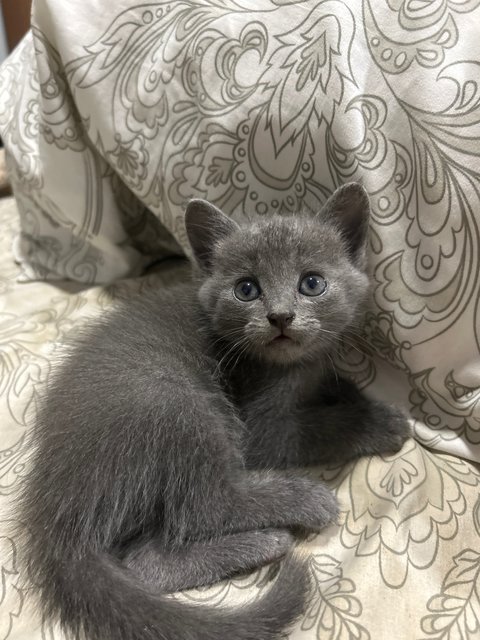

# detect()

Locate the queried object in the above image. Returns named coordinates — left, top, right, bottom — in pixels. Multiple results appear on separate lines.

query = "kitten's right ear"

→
left=185, top=199, right=239, bottom=271
left=318, top=183, right=370, bottom=267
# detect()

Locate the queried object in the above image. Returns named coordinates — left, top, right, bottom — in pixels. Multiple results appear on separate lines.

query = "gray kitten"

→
left=17, top=184, right=410, bottom=640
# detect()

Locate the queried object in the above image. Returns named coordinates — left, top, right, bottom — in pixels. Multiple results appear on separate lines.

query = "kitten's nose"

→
left=267, top=312, right=295, bottom=331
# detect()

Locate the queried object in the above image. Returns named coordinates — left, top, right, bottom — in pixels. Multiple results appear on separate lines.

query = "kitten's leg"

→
left=297, top=378, right=411, bottom=466
left=125, top=470, right=338, bottom=593
left=222, top=470, right=339, bottom=534
left=151, top=390, right=337, bottom=551
left=122, top=528, right=295, bottom=592
left=180, top=468, right=338, bottom=545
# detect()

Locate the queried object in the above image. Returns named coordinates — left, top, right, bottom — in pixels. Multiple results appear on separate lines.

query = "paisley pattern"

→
left=0, top=0, right=480, bottom=637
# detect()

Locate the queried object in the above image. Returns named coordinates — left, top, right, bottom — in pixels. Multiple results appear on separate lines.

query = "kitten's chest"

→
left=226, top=363, right=323, bottom=424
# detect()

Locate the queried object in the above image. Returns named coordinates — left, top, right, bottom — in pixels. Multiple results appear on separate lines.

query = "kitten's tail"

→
left=44, top=550, right=310, bottom=640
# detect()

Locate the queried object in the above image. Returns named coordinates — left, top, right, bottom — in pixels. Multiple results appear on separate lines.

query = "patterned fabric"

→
left=0, top=0, right=480, bottom=638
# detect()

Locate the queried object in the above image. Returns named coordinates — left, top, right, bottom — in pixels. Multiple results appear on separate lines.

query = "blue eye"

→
left=299, top=274, right=327, bottom=297
left=234, top=280, right=261, bottom=302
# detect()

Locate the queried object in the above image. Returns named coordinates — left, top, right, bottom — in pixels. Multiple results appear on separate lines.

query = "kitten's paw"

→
left=371, top=404, right=412, bottom=455
left=294, top=480, right=339, bottom=532
left=236, top=529, right=295, bottom=566
left=256, top=528, right=296, bottom=555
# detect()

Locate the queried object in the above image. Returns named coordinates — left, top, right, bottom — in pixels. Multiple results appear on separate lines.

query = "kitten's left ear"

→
left=319, top=183, right=370, bottom=267
left=185, top=199, right=239, bottom=271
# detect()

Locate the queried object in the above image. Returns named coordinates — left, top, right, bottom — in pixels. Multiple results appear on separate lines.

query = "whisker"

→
left=325, top=351, right=340, bottom=386
left=229, top=340, right=252, bottom=372
left=214, top=334, right=252, bottom=376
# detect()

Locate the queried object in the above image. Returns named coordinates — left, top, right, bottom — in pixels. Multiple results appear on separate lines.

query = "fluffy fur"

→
left=17, top=184, right=410, bottom=640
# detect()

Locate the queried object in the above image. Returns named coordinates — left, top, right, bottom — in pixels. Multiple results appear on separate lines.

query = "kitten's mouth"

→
left=269, top=333, right=294, bottom=345
left=264, top=331, right=304, bottom=362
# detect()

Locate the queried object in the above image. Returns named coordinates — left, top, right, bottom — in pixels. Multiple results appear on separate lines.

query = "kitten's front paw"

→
left=372, top=404, right=412, bottom=455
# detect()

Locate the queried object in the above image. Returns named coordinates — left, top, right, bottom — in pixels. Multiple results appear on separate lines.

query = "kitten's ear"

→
left=319, top=183, right=370, bottom=266
left=185, top=199, right=239, bottom=271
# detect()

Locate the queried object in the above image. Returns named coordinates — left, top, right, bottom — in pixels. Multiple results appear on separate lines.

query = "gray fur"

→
left=17, top=183, right=410, bottom=640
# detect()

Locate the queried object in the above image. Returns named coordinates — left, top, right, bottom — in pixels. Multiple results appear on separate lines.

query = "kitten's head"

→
left=185, top=184, right=371, bottom=366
